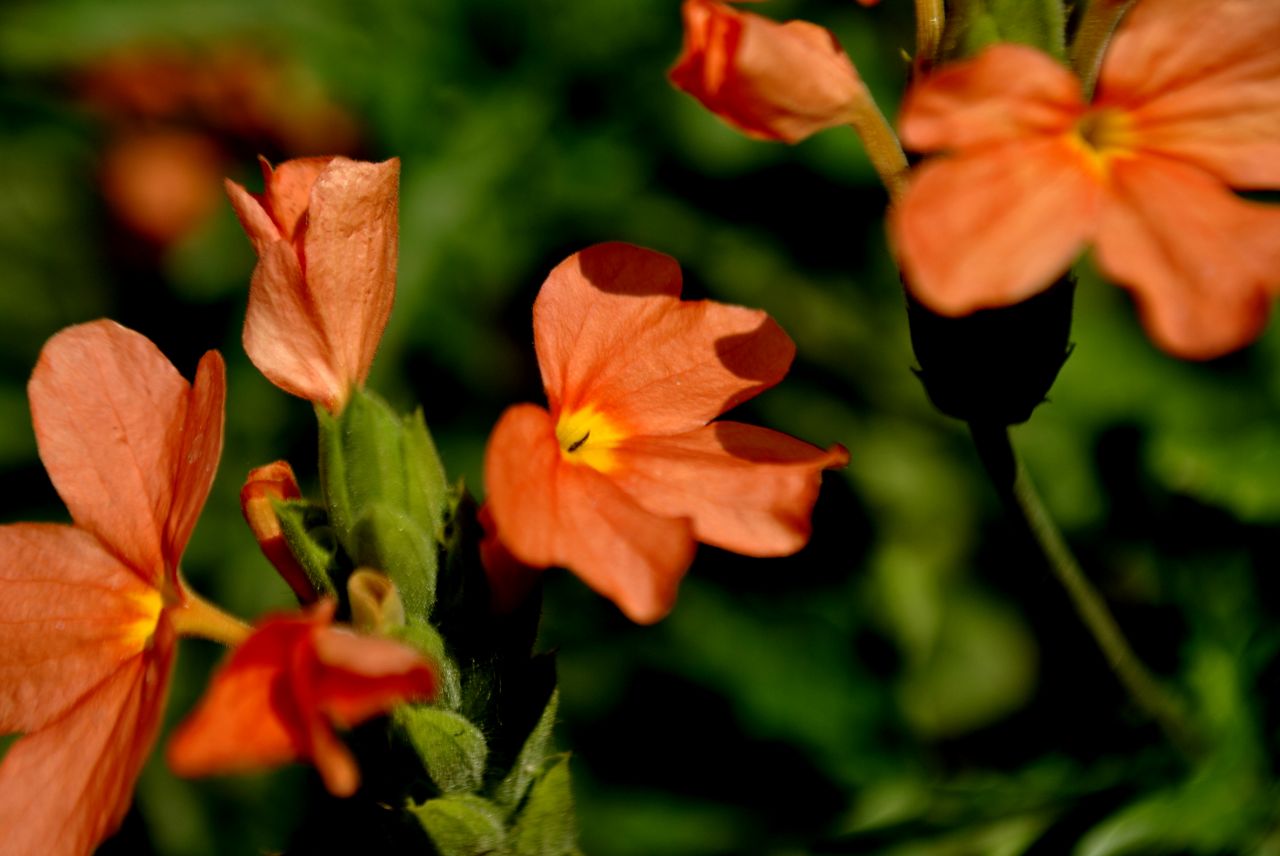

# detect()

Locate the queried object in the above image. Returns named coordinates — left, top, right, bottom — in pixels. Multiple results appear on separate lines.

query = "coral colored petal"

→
left=225, top=177, right=281, bottom=255
left=891, top=138, right=1100, bottom=315
left=0, top=524, right=159, bottom=733
left=484, top=404, right=695, bottom=623
left=1093, top=155, right=1280, bottom=359
left=243, top=239, right=346, bottom=409
left=0, top=645, right=171, bottom=856
left=302, top=157, right=399, bottom=391
left=535, top=242, right=795, bottom=434
left=311, top=627, right=437, bottom=726
left=164, top=350, right=225, bottom=568
left=899, top=44, right=1084, bottom=152
left=28, top=320, right=189, bottom=583
left=262, top=156, right=334, bottom=241
left=610, top=423, right=848, bottom=557
left=478, top=502, right=541, bottom=615
left=1096, top=0, right=1280, bottom=188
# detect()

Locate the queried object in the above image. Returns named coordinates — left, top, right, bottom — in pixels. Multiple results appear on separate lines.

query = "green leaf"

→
left=410, top=794, right=507, bottom=856
left=398, top=706, right=489, bottom=794
left=509, top=755, right=578, bottom=856
left=272, top=498, right=340, bottom=598
left=496, top=689, right=559, bottom=811
left=942, top=0, right=1066, bottom=61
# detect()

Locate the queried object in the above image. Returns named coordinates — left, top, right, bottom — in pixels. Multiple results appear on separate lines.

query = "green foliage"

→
left=496, top=690, right=560, bottom=812
left=398, top=707, right=490, bottom=795
left=942, top=0, right=1067, bottom=60
left=509, top=755, right=579, bottom=856
left=272, top=498, right=340, bottom=598
left=410, top=794, right=508, bottom=856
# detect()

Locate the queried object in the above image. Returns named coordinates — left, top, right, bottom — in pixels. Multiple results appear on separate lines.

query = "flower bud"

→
left=241, top=461, right=317, bottom=602
left=347, top=568, right=405, bottom=634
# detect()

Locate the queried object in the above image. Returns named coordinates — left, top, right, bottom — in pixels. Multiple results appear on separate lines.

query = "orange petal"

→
left=0, top=643, right=172, bottom=856
left=164, top=350, right=225, bottom=567
left=609, top=423, right=848, bottom=557
left=0, top=523, right=160, bottom=733
left=670, top=0, right=867, bottom=143
left=28, top=320, right=191, bottom=584
left=240, top=460, right=316, bottom=602
left=301, top=157, right=400, bottom=394
left=226, top=175, right=283, bottom=255
left=890, top=138, right=1100, bottom=315
left=311, top=626, right=437, bottom=725
left=261, top=156, right=334, bottom=241
left=484, top=404, right=695, bottom=623
left=535, top=242, right=795, bottom=435
left=1096, top=0, right=1280, bottom=187
left=1093, top=155, right=1280, bottom=359
left=899, top=44, right=1084, bottom=152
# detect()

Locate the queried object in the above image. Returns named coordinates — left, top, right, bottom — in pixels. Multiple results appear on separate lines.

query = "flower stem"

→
left=968, top=422, right=1201, bottom=759
left=171, top=590, right=252, bottom=646
left=849, top=84, right=911, bottom=201
left=913, top=0, right=944, bottom=71
left=1070, top=0, right=1139, bottom=98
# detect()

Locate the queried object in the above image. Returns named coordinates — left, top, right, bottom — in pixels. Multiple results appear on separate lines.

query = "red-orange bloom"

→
left=227, top=156, right=399, bottom=411
left=670, top=0, right=868, bottom=143
left=0, top=321, right=224, bottom=856
left=482, top=243, right=848, bottom=624
left=167, top=600, right=436, bottom=797
left=891, top=0, right=1280, bottom=359
left=240, top=460, right=316, bottom=603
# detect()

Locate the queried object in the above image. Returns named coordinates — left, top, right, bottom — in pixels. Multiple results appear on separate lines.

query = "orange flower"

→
left=240, top=460, right=316, bottom=603
left=167, top=600, right=436, bottom=797
left=482, top=243, right=848, bottom=624
left=226, top=156, right=399, bottom=411
left=891, top=0, right=1280, bottom=359
left=670, top=0, right=868, bottom=143
left=0, top=320, right=226, bottom=856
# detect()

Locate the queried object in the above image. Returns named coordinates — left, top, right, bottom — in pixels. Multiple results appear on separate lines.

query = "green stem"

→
left=913, top=0, right=944, bottom=71
left=848, top=83, right=911, bottom=201
left=968, top=422, right=1201, bottom=759
left=1070, top=0, right=1139, bottom=99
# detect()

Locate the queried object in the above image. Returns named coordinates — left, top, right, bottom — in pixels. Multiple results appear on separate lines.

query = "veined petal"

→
left=163, top=350, right=225, bottom=568
left=302, top=157, right=399, bottom=393
left=29, top=320, right=189, bottom=583
left=891, top=137, right=1100, bottom=314
left=1093, top=154, right=1280, bottom=359
left=242, top=239, right=346, bottom=409
left=899, top=44, right=1084, bottom=152
left=0, top=524, right=160, bottom=733
left=1097, top=0, right=1280, bottom=187
left=225, top=177, right=282, bottom=255
left=610, top=423, right=848, bottom=556
left=261, top=156, right=334, bottom=241
left=535, top=242, right=795, bottom=435
left=484, top=404, right=695, bottom=624
left=0, top=640, right=172, bottom=856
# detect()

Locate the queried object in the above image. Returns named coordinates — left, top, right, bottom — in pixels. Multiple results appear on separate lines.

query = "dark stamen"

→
left=567, top=431, right=590, bottom=453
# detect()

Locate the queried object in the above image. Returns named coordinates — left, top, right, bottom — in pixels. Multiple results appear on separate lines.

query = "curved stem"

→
left=968, top=422, right=1201, bottom=759
left=1070, top=0, right=1138, bottom=98
left=849, top=84, right=911, bottom=201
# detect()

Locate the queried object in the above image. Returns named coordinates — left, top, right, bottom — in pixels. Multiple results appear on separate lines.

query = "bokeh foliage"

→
left=2, top=0, right=1280, bottom=853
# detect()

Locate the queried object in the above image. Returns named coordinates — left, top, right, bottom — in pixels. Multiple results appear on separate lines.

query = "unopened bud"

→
left=241, top=461, right=317, bottom=603
left=348, top=569, right=405, bottom=634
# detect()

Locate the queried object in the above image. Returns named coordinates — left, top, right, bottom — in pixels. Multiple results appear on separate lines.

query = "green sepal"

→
left=508, top=755, right=579, bottom=856
left=495, top=689, right=559, bottom=812
left=272, top=498, right=340, bottom=598
left=941, top=0, right=1066, bottom=61
left=409, top=794, right=507, bottom=856
left=350, top=503, right=438, bottom=618
left=394, top=623, right=463, bottom=711
left=397, top=706, right=489, bottom=794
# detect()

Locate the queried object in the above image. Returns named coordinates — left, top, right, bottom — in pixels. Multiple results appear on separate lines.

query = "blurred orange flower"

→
left=227, top=156, right=400, bottom=412
left=0, top=321, right=226, bottom=856
left=167, top=600, right=436, bottom=797
left=891, top=0, right=1280, bottom=359
left=670, top=0, right=868, bottom=143
left=482, top=243, right=848, bottom=624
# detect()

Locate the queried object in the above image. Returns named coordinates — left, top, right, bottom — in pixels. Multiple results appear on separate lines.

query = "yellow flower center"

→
left=120, top=587, right=164, bottom=652
left=1072, top=108, right=1137, bottom=173
left=555, top=406, right=626, bottom=473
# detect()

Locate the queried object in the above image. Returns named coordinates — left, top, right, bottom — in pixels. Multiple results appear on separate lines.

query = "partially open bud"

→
left=348, top=569, right=405, bottom=634
left=241, top=461, right=317, bottom=603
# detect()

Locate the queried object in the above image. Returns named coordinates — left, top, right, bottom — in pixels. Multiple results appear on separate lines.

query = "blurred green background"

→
left=3, top=0, right=1280, bottom=853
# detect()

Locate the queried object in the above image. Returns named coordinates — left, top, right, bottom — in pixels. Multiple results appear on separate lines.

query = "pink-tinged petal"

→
left=242, top=240, right=346, bottom=409
left=891, top=138, right=1101, bottom=315
left=535, top=242, right=795, bottom=435
left=28, top=320, right=188, bottom=583
left=899, top=44, right=1084, bottom=152
left=225, top=177, right=282, bottom=255
left=610, top=423, right=848, bottom=557
left=0, top=524, right=159, bottom=733
left=164, top=350, right=225, bottom=568
left=484, top=404, right=695, bottom=623
left=1093, top=154, right=1280, bottom=359
left=262, top=156, right=334, bottom=241
left=0, top=642, right=172, bottom=856
left=302, top=157, right=400, bottom=393
left=1096, top=0, right=1280, bottom=188
left=670, top=0, right=868, bottom=143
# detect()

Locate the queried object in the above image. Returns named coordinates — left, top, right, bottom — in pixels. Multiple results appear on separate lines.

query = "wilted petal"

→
left=610, top=423, right=848, bottom=556
left=483, top=404, right=695, bottom=623
left=535, top=242, right=795, bottom=435
left=891, top=137, right=1100, bottom=314
left=1094, top=155, right=1280, bottom=359
left=670, top=0, right=867, bottom=143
